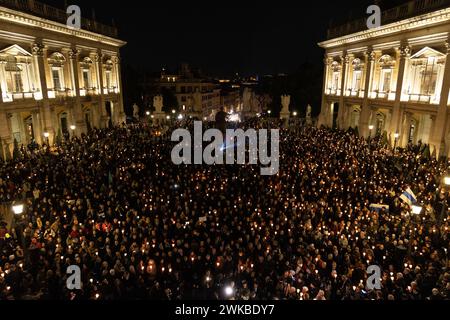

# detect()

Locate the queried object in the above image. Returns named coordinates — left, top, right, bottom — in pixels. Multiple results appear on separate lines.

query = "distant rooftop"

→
left=327, top=0, right=450, bottom=39
left=0, top=0, right=118, bottom=38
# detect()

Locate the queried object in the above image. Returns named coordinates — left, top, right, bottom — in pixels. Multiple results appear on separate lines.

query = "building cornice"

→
left=318, top=7, right=450, bottom=49
left=0, top=5, right=126, bottom=48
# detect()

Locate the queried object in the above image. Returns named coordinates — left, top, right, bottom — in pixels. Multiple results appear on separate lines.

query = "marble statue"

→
left=153, top=95, right=163, bottom=113
left=132, top=103, right=139, bottom=119
left=281, top=95, right=290, bottom=114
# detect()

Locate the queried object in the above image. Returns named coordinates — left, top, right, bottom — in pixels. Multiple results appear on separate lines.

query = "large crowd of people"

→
left=0, top=117, right=448, bottom=300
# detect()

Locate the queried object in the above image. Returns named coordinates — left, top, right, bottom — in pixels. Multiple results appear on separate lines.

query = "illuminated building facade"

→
left=318, top=0, right=450, bottom=156
left=0, top=0, right=125, bottom=159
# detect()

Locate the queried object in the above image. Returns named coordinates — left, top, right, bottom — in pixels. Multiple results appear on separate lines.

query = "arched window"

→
left=48, top=52, right=66, bottom=91
left=80, top=57, right=93, bottom=89
left=104, top=59, right=114, bottom=91
left=351, top=58, right=364, bottom=92
left=378, top=55, right=395, bottom=93
left=331, top=61, right=341, bottom=91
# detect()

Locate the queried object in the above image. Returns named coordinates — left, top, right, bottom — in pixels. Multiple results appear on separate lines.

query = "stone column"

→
left=112, top=55, right=126, bottom=124
left=0, top=111, right=12, bottom=160
left=429, top=41, right=450, bottom=157
left=401, top=112, right=412, bottom=147
left=318, top=56, right=332, bottom=127
left=92, top=52, right=105, bottom=128
left=68, top=48, right=87, bottom=136
left=31, top=110, right=43, bottom=145
left=338, top=54, right=349, bottom=129
left=32, top=42, right=55, bottom=145
left=359, top=50, right=375, bottom=137
left=389, top=45, right=410, bottom=145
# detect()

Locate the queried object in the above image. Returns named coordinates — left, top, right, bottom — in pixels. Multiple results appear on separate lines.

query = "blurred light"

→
left=411, top=205, right=422, bottom=215
left=12, top=204, right=24, bottom=215
left=224, top=286, right=234, bottom=296
left=146, top=111, right=150, bottom=116
left=43, top=132, right=50, bottom=138
left=177, top=114, right=183, bottom=120
left=444, top=176, right=450, bottom=186
left=368, top=125, right=374, bottom=130
left=70, top=125, right=76, bottom=131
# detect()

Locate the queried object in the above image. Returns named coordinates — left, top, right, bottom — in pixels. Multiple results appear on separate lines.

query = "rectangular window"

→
left=333, top=72, right=340, bottom=90
left=353, top=71, right=361, bottom=91
left=13, top=72, right=23, bottom=93
left=52, top=68, right=62, bottom=90
left=82, top=70, right=91, bottom=89
left=420, top=58, right=438, bottom=95
left=105, top=71, right=111, bottom=88
left=381, top=70, right=391, bottom=92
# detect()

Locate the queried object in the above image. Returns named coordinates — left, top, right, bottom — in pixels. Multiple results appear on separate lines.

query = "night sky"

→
left=38, top=0, right=388, bottom=77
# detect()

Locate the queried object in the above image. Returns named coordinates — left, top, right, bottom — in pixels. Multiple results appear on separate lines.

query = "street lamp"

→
left=411, top=205, right=422, bottom=215
left=268, top=110, right=272, bottom=116
left=146, top=111, right=150, bottom=116
left=393, top=132, right=399, bottom=152
left=177, top=114, right=183, bottom=120
left=70, top=125, right=76, bottom=131
left=43, top=132, right=50, bottom=145
left=171, top=109, right=176, bottom=114
left=408, top=204, right=422, bottom=255
left=12, top=203, right=24, bottom=215
left=11, top=202, right=27, bottom=265
left=293, top=111, right=297, bottom=117
left=224, top=286, right=234, bottom=297
left=368, top=125, right=374, bottom=140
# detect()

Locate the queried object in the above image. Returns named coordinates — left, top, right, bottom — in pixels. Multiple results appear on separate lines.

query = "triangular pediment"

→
left=0, top=44, right=32, bottom=57
left=410, top=47, right=445, bottom=59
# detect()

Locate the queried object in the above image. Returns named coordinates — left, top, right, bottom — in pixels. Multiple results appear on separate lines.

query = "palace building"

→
left=318, top=0, right=450, bottom=156
left=0, top=0, right=126, bottom=159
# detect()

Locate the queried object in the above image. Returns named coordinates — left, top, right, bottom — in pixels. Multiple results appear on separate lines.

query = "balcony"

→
left=0, top=0, right=118, bottom=38
left=103, top=87, right=119, bottom=95
left=2, top=91, right=41, bottom=102
left=327, top=0, right=450, bottom=39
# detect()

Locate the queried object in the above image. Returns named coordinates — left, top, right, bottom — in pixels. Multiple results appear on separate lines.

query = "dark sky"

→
left=41, top=0, right=389, bottom=76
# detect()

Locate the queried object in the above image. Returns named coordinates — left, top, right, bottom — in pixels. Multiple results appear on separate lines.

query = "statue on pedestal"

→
left=153, top=95, right=163, bottom=113
left=306, top=104, right=312, bottom=125
left=281, top=95, right=290, bottom=114
left=132, top=103, right=139, bottom=119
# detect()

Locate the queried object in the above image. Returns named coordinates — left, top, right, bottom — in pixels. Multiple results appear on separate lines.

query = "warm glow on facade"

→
left=318, top=0, right=450, bottom=157
left=0, top=0, right=126, bottom=159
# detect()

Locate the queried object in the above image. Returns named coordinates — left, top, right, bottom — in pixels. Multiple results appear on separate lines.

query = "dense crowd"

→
left=0, top=118, right=448, bottom=300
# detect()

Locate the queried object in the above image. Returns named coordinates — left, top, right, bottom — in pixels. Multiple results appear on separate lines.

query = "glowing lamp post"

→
left=393, top=132, right=399, bottom=152
left=43, top=132, right=50, bottom=145
left=12, top=203, right=24, bottom=215
left=368, top=125, right=374, bottom=140
left=12, top=202, right=27, bottom=264
left=408, top=204, right=422, bottom=255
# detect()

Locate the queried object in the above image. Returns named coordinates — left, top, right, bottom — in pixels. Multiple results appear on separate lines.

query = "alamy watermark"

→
left=171, top=121, right=279, bottom=176
left=366, top=265, right=381, bottom=290
left=66, top=5, right=81, bottom=30
left=366, top=5, right=381, bottom=29
left=66, top=265, right=81, bottom=290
